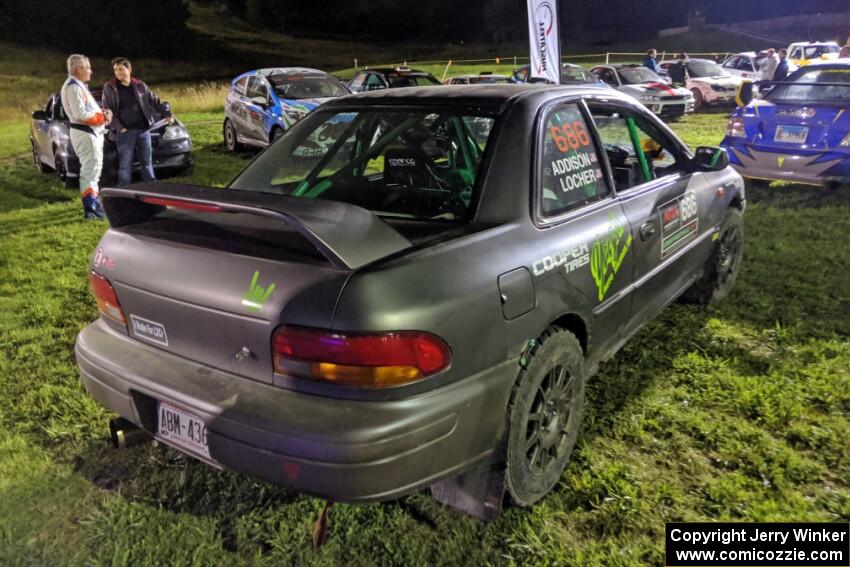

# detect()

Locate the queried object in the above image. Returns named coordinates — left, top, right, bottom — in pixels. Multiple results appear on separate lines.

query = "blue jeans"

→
left=117, top=129, right=154, bottom=186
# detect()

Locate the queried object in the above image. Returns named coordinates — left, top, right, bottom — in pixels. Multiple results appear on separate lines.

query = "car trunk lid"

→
left=94, top=182, right=413, bottom=383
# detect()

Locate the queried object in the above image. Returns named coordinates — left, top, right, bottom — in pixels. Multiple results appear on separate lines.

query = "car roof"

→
left=794, top=59, right=850, bottom=69
left=452, top=74, right=509, bottom=79
left=321, top=83, right=629, bottom=110
left=789, top=41, right=838, bottom=47
left=254, top=67, right=327, bottom=77
left=365, top=68, right=435, bottom=76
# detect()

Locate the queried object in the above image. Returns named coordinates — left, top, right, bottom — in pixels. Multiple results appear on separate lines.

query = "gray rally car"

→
left=30, top=91, right=193, bottom=187
left=76, top=84, right=744, bottom=517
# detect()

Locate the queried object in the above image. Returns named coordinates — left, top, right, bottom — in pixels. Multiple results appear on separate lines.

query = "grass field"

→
left=1, top=99, right=849, bottom=566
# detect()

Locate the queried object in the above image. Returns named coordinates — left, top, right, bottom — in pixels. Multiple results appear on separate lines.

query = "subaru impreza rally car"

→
left=76, top=84, right=744, bottom=516
left=223, top=67, right=349, bottom=151
left=658, top=58, right=741, bottom=109
left=721, top=61, right=850, bottom=186
left=590, top=64, right=695, bottom=117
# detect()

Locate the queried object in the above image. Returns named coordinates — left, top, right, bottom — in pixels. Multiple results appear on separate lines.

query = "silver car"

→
left=590, top=64, right=695, bottom=118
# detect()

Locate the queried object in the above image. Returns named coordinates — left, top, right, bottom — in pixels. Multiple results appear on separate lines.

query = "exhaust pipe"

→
left=109, top=417, right=151, bottom=449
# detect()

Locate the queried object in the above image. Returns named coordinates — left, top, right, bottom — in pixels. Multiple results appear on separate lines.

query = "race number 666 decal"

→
left=549, top=122, right=591, bottom=152
left=680, top=192, right=697, bottom=221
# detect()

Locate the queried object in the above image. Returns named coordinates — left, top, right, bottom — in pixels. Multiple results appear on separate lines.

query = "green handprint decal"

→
left=241, top=271, right=276, bottom=311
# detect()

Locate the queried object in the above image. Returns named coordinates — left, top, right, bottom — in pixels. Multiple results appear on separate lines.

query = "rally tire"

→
left=506, top=328, right=586, bottom=507
left=31, top=140, right=51, bottom=173
left=682, top=208, right=744, bottom=305
left=690, top=88, right=704, bottom=111
left=223, top=119, right=243, bottom=152
left=270, top=127, right=284, bottom=144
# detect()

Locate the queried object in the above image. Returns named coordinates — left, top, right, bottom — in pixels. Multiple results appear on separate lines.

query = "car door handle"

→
left=640, top=221, right=656, bottom=241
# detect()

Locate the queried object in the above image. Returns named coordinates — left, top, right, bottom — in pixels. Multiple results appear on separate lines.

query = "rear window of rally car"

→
left=228, top=108, right=498, bottom=222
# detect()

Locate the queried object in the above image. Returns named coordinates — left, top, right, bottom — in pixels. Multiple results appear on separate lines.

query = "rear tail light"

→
left=726, top=116, right=746, bottom=138
left=89, top=271, right=126, bottom=324
left=141, top=196, right=223, bottom=213
left=272, top=326, right=451, bottom=388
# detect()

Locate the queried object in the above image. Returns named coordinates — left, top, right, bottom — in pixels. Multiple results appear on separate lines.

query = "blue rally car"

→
left=224, top=67, right=350, bottom=151
left=721, top=60, right=850, bottom=186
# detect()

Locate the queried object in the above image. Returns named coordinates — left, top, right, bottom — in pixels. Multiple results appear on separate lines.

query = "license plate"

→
left=157, top=401, right=210, bottom=460
left=775, top=125, right=809, bottom=144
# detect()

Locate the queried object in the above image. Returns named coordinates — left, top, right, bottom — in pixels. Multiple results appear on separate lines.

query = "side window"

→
left=235, top=77, right=248, bottom=96
left=515, top=68, right=530, bottom=82
left=723, top=56, right=738, bottom=70
left=365, top=74, right=386, bottom=91
left=742, top=58, right=757, bottom=72
left=538, top=103, right=608, bottom=217
left=588, top=104, right=685, bottom=192
left=246, top=77, right=268, bottom=100
left=348, top=73, right=366, bottom=92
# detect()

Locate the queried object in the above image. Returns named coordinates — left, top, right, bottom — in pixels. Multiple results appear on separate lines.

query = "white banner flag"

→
left=527, top=0, right=561, bottom=84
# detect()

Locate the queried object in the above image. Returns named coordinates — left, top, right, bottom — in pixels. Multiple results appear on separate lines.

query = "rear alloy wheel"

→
left=270, top=127, right=284, bottom=144
left=223, top=119, right=242, bottom=152
left=682, top=208, right=744, bottom=304
left=506, top=328, right=586, bottom=506
left=31, top=140, right=51, bottom=173
left=691, top=87, right=704, bottom=111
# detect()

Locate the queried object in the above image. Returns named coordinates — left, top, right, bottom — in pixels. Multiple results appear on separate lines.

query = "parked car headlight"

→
left=641, top=95, right=661, bottom=103
left=162, top=124, right=189, bottom=141
left=710, top=84, right=729, bottom=92
left=840, top=132, right=850, bottom=147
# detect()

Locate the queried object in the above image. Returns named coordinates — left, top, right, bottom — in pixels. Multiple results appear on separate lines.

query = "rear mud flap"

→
left=430, top=456, right=507, bottom=521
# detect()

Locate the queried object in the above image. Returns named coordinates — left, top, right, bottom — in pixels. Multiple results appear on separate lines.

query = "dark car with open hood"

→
left=76, top=84, right=744, bottom=519
left=30, top=90, right=192, bottom=187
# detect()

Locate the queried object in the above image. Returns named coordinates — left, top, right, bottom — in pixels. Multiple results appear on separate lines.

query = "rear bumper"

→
left=75, top=320, right=515, bottom=502
left=724, top=143, right=850, bottom=185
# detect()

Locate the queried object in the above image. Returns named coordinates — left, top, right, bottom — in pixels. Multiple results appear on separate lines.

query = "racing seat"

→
left=383, top=148, right=434, bottom=188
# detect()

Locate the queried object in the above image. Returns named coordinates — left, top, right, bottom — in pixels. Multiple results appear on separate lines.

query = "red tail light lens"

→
left=141, top=196, right=223, bottom=213
left=272, top=326, right=451, bottom=387
left=89, top=271, right=126, bottom=324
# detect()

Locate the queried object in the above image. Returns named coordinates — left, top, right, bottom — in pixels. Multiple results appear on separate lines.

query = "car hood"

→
left=740, top=100, right=850, bottom=149
left=620, top=83, right=691, bottom=97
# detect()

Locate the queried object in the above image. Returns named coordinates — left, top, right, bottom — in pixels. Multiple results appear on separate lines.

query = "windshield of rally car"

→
left=270, top=76, right=349, bottom=99
left=228, top=108, right=497, bottom=221
left=767, top=68, right=850, bottom=104
left=686, top=60, right=729, bottom=78
left=618, top=67, right=663, bottom=84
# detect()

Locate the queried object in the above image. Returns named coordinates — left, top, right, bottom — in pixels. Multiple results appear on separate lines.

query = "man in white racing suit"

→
left=60, top=54, right=112, bottom=219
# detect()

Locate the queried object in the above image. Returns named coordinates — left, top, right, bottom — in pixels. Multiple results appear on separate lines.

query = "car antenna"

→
left=312, top=500, right=334, bottom=549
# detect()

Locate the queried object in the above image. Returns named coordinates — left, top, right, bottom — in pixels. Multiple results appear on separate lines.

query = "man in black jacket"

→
left=101, top=58, right=172, bottom=186
left=668, top=53, right=688, bottom=87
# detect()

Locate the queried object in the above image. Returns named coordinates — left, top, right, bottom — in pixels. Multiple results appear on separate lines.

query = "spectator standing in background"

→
left=60, top=54, right=111, bottom=220
left=668, top=53, right=688, bottom=87
left=773, top=49, right=790, bottom=82
left=759, top=48, right=779, bottom=82
left=101, top=57, right=172, bottom=186
left=643, top=49, right=660, bottom=74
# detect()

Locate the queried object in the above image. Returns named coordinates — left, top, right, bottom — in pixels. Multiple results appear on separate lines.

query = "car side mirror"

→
left=736, top=80, right=754, bottom=106
left=691, top=146, right=729, bottom=172
left=32, top=110, right=47, bottom=121
left=250, top=95, right=269, bottom=107
left=161, top=101, right=171, bottom=113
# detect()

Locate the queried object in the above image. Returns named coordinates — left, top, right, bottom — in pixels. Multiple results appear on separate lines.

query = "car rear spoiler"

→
left=100, top=183, right=412, bottom=271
